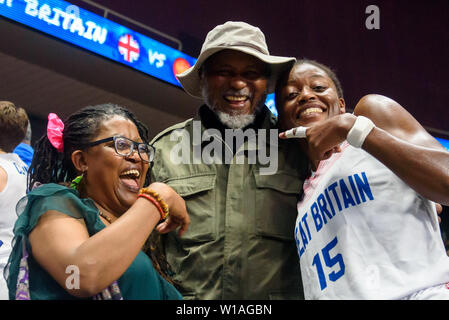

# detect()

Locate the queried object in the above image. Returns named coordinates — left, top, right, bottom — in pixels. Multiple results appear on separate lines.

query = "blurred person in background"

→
left=0, top=101, right=29, bottom=299
left=13, top=119, right=34, bottom=168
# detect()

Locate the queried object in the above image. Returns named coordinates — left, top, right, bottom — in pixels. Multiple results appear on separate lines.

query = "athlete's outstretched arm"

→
left=352, top=94, right=449, bottom=205
left=280, top=94, right=449, bottom=205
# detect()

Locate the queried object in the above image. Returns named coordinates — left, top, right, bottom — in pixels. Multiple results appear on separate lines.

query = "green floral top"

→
left=5, top=183, right=182, bottom=300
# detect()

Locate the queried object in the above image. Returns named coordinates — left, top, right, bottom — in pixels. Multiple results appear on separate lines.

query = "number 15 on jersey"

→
left=312, top=236, right=345, bottom=290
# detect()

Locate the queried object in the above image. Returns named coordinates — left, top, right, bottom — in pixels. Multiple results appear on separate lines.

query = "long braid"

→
left=28, top=134, right=64, bottom=190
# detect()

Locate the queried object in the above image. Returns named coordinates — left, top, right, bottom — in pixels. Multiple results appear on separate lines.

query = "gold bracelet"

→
left=139, top=187, right=169, bottom=220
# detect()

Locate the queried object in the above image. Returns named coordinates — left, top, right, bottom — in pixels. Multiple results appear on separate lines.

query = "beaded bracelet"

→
left=138, top=188, right=169, bottom=220
left=138, top=193, right=164, bottom=220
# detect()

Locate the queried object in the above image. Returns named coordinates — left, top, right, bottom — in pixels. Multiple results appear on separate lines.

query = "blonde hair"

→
left=0, top=101, right=29, bottom=152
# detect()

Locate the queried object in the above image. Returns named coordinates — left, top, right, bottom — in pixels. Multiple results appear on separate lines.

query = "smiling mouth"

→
left=224, top=95, right=249, bottom=105
left=297, top=107, right=323, bottom=120
left=119, top=169, right=141, bottom=192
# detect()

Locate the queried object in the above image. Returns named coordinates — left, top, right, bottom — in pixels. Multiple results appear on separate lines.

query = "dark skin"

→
left=199, top=49, right=268, bottom=117
left=279, top=63, right=449, bottom=207
left=29, top=116, right=190, bottom=298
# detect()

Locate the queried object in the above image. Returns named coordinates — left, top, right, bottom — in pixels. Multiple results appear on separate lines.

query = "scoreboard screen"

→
left=0, top=0, right=196, bottom=87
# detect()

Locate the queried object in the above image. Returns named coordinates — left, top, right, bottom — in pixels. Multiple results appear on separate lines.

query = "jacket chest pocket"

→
left=165, top=173, right=217, bottom=242
left=253, top=171, right=302, bottom=241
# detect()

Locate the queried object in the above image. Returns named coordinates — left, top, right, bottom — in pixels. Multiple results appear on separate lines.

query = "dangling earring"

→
left=70, top=172, right=84, bottom=190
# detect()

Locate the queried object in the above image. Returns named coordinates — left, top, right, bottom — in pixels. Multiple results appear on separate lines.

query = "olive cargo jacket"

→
left=150, top=106, right=307, bottom=299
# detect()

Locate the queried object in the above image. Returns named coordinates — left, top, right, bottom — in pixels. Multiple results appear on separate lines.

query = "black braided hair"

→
left=28, top=103, right=149, bottom=191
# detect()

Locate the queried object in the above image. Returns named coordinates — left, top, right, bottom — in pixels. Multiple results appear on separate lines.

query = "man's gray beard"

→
left=201, top=84, right=267, bottom=129
left=206, top=100, right=266, bottom=129
left=214, top=110, right=256, bottom=129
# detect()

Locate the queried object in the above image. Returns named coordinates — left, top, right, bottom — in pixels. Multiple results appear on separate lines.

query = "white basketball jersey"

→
left=0, top=153, right=27, bottom=299
left=0, top=153, right=27, bottom=259
left=295, top=142, right=449, bottom=299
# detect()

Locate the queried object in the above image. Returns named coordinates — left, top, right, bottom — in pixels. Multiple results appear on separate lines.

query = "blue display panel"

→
left=436, top=138, right=449, bottom=151
left=0, top=0, right=196, bottom=87
left=0, top=0, right=280, bottom=109
left=265, top=93, right=277, bottom=117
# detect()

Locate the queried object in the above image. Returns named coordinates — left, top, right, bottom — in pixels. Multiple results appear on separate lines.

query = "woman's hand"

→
left=146, top=182, right=190, bottom=236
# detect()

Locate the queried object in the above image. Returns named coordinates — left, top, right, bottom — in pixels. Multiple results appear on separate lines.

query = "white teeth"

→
left=300, top=108, right=323, bottom=116
left=225, top=95, right=247, bottom=101
left=121, top=169, right=140, bottom=178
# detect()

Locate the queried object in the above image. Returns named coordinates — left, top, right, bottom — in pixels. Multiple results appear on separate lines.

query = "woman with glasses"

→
left=4, top=103, right=190, bottom=300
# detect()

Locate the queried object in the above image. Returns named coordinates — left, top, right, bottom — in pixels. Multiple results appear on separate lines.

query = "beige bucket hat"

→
left=177, top=21, right=296, bottom=98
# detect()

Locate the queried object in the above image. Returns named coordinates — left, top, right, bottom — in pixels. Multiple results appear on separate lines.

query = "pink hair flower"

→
left=47, top=113, right=64, bottom=153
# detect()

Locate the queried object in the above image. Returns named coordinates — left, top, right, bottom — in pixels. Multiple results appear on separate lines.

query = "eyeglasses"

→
left=85, top=135, right=155, bottom=163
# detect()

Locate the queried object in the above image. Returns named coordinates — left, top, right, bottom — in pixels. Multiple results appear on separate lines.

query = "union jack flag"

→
left=118, top=34, right=140, bottom=63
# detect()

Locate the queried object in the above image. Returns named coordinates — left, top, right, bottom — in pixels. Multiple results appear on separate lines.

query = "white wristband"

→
left=346, top=116, right=375, bottom=148
left=284, top=126, right=307, bottom=139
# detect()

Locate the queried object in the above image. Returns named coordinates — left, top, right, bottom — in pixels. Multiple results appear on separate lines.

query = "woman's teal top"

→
left=5, top=183, right=182, bottom=300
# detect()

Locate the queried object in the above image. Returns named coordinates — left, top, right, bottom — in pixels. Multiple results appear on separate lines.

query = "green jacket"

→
left=150, top=106, right=307, bottom=299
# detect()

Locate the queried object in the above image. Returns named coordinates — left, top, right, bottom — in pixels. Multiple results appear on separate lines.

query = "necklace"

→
left=99, top=211, right=114, bottom=224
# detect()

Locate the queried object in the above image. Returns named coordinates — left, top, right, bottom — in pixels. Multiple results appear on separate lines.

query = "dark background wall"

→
left=76, top=0, right=449, bottom=138
left=1, top=0, right=447, bottom=140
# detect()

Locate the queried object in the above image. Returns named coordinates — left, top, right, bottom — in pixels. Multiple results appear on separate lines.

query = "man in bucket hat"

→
left=150, top=21, right=308, bottom=299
